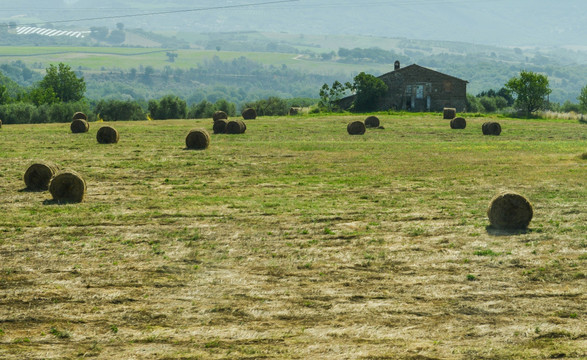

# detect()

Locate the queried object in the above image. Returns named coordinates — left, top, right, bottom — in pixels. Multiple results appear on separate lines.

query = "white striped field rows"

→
left=15, top=26, right=90, bottom=38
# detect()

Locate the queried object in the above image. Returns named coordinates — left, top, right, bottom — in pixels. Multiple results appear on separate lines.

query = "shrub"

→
left=95, top=99, right=145, bottom=121
left=479, top=96, right=497, bottom=113
left=188, top=100, right=215, bottom=119
left=243, top=96, right=288, bottom=116
left=188, top=99, right=236, bottom=119
left=32, top=101, right=90, bottom=123
left=148, top=95, right=187, bottom=120
left=466, top=94, right=485, bottom=113
left=214, top=99, right=236, bottom=117
left=0, top=103, right=36, bottom=124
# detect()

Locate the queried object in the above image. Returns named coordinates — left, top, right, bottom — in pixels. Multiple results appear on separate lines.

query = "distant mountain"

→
left=2, top=0, right=586, bottom=47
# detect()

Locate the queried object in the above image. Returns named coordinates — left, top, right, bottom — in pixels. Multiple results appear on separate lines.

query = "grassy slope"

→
left=0, top=45, right=393, bottom=76
left=0, top=114, right=585, bottom=359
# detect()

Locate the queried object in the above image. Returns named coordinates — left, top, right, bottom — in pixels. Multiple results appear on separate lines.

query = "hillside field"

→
left=0, top=114, right=585, bottom=359
left=0, top=46, right=387, bottom=77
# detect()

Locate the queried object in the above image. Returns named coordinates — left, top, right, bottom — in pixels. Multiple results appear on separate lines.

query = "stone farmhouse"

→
left=339, top=61, right=468, bottom=112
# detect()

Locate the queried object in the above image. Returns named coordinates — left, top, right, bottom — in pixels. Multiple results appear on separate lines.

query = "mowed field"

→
left=0, top=114, right=585, bottom=359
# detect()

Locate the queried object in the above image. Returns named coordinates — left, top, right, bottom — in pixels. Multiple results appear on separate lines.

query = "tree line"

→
left=2, top=60, right=586, bottom=125
left=320, top=69, right=587, bottom=116
left=0, top=62, right=315, bottom=124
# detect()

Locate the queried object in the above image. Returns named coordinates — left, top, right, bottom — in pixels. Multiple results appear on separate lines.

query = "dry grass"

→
left=0, top=115, right=585, bottom=359
left=538, top=110, right=586, bottom=121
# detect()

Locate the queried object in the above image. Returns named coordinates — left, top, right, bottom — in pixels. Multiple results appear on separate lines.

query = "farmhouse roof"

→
left=382, top=63, right=469, bottom=83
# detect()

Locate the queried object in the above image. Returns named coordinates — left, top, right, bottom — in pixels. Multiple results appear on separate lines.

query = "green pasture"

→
left=0, top=45, right=390, bottom=75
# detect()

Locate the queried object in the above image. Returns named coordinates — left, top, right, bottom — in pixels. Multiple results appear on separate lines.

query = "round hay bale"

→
left=482, top=122, right=491, bottom=135
left=487, top=192, right=533, bottom=229
left=70, top=119, right=89, bottom=133
left=213, top=111, right=228, bottom=122
left=226, top=119, right=247, bottom=134
left=488, top=122, right=501, bottom=136
left=49, top=170, right=86, bottom=203
left=24, top=161, right=59, bottom=191
left=185, top=128, right=211, bottom=150
left=450, top=117, right=467, bottom=129
left=72, top=112, right=87, bottom=121
left=212, top=119, right=228, bottom=134
left=443, top=108, right=456, bottom=119
left=482, top=122, right=501, bottom=136
left=364, top=116, right=380, bottom=128
left=96, top=126, right=119, bottom=144
left=241, top=108, right=257, bottom=120
left=347, top=120, right=366, bottom=135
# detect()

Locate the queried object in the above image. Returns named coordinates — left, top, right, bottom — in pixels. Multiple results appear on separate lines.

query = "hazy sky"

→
left=2, top=0, right=586, bottom=47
